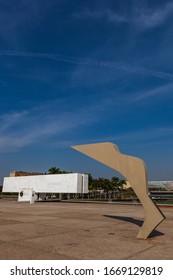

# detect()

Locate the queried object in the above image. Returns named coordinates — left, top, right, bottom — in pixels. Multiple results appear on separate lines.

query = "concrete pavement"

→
left=0, top=200, right=172, bottom=259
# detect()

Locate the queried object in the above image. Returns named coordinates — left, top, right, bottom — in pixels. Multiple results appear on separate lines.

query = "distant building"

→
left=121, top=181, right=173, bottom=191
left=148, top=181, right=173, bottom=190
left=9, top=171, right=43, bottom=177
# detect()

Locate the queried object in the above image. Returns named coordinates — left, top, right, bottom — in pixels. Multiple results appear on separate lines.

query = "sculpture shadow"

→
left=104, top=215, right=164, bottom=238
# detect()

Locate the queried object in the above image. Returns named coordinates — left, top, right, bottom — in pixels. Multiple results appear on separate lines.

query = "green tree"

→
left=48, top=167, right=62, bottom=174
left=111, top=176, right=120, bottom=198
left=48, top=167, right=70, bottom=174
left=103, top=178, right=113, bottom=199
left=87, top=173, right=93, bottom=186
left=90, top=178, right=100, bottom=198
left=96, top=177, right=112, bottom=199
left=87, top=173, right=94, bottom=198
left=118, top=179, right=127, bottom=199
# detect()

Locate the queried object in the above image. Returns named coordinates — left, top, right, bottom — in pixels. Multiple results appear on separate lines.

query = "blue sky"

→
left=0, top=0, right=173, bottom=183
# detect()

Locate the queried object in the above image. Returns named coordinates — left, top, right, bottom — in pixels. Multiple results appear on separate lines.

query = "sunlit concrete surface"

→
left=0, top=200, right=172, bottom=260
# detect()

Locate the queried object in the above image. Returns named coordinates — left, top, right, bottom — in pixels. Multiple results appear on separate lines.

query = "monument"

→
left=72, top=142, right=165, bottom=239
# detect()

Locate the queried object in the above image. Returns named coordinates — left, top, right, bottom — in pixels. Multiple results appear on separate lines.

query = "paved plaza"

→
left=0, top=200, right=172, bottom=259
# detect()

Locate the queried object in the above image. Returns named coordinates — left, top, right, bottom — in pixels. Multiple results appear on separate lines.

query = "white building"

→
left=3, top=173, right=88, bottom=202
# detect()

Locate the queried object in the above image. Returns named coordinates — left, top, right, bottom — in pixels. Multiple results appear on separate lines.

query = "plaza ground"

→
left=0, top=200, right=172, bottom=259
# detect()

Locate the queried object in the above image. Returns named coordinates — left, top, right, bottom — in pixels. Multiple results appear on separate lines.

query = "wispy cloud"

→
left=78, top=126, right=173, bottom=147
left=74, top=1, right=173, bottom=30
left=128, top=82, right=173, bottom=103
left=0, top=0, right=56, bottom=45
left=134, top=2, right=173, bottom=30
left=73, top=8, right=127, bottom=24
left=0, top=97, right=107, bottom=152
left=1, top=50, right=173, bottom=82
left=0, top=111, right=28, bottom=131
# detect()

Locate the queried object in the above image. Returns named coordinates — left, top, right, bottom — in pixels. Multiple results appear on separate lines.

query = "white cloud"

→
left=73, top=8, right=127, bottom=24
left=1, top=51, right=173, bottom=82
left=0, top=0, right=56, bottom=45
left=74, top=2, right=173, bottom=30
left=130, top=82, right=173, bottom=103
left=0, top=111, right=28, bottom=131
left=135, top=2, right=173, bottom=30
left=0, top=98, right=104, bottom=152
left=106, top=9, right=127, bottom=23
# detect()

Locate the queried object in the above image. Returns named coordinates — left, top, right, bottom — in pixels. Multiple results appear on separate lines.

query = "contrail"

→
left=0, top=50, right=173, bottom=81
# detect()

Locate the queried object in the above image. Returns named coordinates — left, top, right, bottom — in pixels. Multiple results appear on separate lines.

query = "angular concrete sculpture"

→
left=71, top=142, right=165, bottom=239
